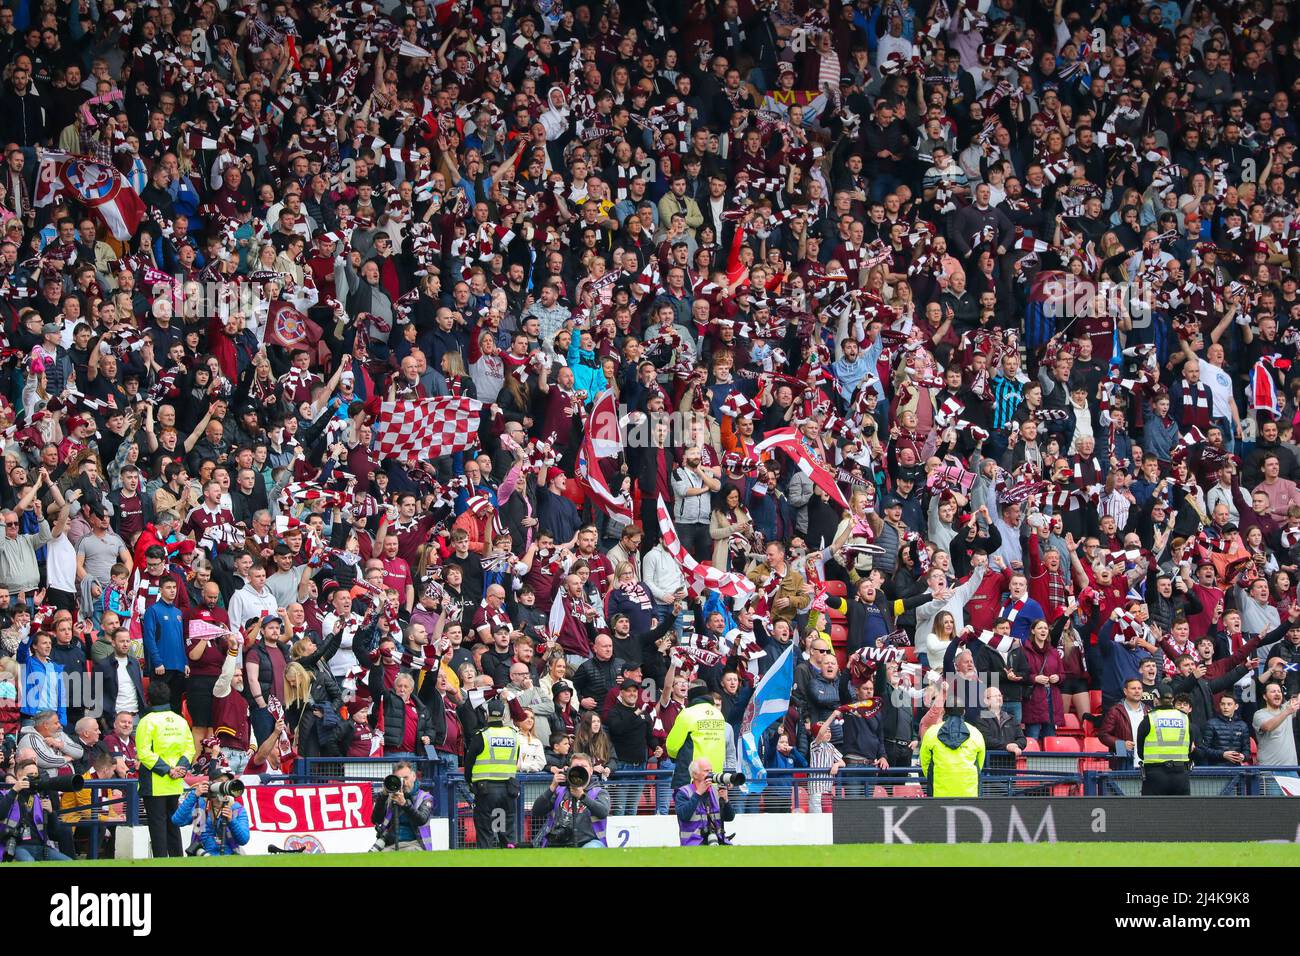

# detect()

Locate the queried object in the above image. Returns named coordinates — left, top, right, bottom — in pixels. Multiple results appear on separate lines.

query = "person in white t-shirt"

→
left=1200, top=342, right=1242, bottom=446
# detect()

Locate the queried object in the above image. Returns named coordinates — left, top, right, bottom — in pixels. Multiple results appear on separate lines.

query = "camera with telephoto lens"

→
left=709, top=771, right=744, bottom=786
left=367, top=775, right=405, bottom=852
left=566, top=764, right=590, bottom=789
left=207, top=779, right=244, bottom=801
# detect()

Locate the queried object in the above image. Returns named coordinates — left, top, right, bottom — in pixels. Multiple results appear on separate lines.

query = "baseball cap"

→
left=618, top=677, right=644, bottom=690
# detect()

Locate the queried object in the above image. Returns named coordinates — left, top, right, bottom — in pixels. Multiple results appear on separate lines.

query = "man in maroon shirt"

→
left=110, top=464, right=149, bottom=545
left=574, top=526, right=613, bottom=595
left=472, top=584, right=513, bottom=643
left=377, top=493, right=441, bottom=569
left=183, top=580, right=232, bottom=749
left=378, top=534, right=415, bottom=610
left=520, top=531, right=562, bottom=613
left=132, top=544, right=192, bottom=616
left=185, top=479, right=236, bottom=540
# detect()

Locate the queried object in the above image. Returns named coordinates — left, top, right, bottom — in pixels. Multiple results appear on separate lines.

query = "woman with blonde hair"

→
left=922, top=610, right=958, bottom=670
left=538, top=651, right=573, bottom=699
left=516, top=708, right=547, bottom=772
left=831, top=488, right=879, bottom=583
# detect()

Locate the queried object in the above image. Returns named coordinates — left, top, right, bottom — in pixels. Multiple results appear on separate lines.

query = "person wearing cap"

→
left=605, top=674, right=654, bottom=815
left=1134, top=688, right=1193, bottom=795
left=464, top=696, right=520, bottom=848
left=664, top=681, right=729, bottom=792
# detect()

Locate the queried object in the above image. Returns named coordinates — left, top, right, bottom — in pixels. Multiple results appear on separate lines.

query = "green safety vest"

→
left=1142, top=708, right=1191, bottom=764
left=471, top=725, right=520, bottom=781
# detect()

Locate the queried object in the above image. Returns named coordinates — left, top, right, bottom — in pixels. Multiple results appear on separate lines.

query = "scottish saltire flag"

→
left=738, top=643, right=796, bottom=794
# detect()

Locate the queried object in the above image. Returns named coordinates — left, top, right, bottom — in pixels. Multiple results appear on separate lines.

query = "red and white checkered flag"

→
left=655, top=496, right=756, bottom=603
left=374, top=397, right=484, bottom=459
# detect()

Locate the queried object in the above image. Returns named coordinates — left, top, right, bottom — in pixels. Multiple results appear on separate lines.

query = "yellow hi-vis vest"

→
left=471, top=725, right=520, bottom=781
left=1143, top=708, right=1191, bottom=764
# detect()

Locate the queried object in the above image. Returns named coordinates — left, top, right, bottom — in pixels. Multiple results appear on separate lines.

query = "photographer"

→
left=369, top=761, right=435, bottom=852
left=673, top=758, right=736, bottom=846
left=0, top=758, right=77, bottom=861
left=532, top=753, right=610, bottom=848
left=172, top=774, right=250, bottom=857
left=664, top=682, right=728, bottom=790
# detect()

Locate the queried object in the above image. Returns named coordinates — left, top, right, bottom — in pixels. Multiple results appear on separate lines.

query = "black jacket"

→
left=974, top=710, right=1027, bottom=753
left=573, top=655, right=619, bottom=711
left=605, top=699, right=652, bottom=763
left=1166, top=667, right=1249, bottom=733
left=1194, top=716, right=1252, bottom=766
left=370, top=785, right=434, bottom=846
left=369, top=665, right=435, bottom=753
left=841, top=710, right=886, bottom=761
left=93, top=654, right=146, bottom=724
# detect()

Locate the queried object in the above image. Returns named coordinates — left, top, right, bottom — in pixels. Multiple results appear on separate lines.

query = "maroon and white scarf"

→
left=999, top=596, right=1027, bottom=623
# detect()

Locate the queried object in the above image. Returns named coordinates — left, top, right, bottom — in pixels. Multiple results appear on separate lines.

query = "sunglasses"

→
left=2, top=521, right=15, bottom=527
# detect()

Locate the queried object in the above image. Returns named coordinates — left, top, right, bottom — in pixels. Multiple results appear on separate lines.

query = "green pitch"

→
left=32, top=843, right=1300, bottom=867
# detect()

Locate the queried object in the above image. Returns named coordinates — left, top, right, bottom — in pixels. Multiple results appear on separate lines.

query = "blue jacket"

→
left=142, top=599, right=187, bottom=672
left=566, top=338, right=606, bottom=403
left=171, top=790, right=251, bottom=855
left=1097, top=621, right=1151, bottom=701
left=16, top=641, right=66, bottom=723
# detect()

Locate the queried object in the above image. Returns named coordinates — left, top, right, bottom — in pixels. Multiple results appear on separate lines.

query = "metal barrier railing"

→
left=1087, top=765, right=1300, bottom=797
left=15, top=757, right=1298, bottom=856
left=44, top=778, right=139, bottom=861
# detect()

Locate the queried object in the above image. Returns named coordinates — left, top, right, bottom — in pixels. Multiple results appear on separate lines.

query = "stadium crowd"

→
left=0, top=0, right=1299, bottom=856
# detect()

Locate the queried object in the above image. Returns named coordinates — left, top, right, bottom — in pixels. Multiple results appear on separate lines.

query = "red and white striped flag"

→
left=1251, top=355, right=1288, bottom=420
left=373, top=397, right=483, bottom=459
left=655, top=496, right=756, bottom=602
left=752, top=427, right=851, bottom=510
left=577, top=389, right=633, bottom=523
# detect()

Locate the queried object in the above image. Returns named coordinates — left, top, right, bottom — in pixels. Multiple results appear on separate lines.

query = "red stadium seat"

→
left=830, top=624, right=849, bottom=647
left=894, top=784, right=925, bottom=798
left=1021, top=737, right=1040, bottom=752
left=835, top=648, right=848, bottom=672
left=823, top=579, right=847, bottom=599
left=1081, top=738, right=1109, bottom=753
left=1056, top=713, right=1083, bottom=737
left=1043, top=736, right=1080, bottom=752
left=903, top=646, right=919, bottom=664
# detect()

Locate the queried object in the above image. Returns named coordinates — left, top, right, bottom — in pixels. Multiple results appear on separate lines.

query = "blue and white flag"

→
left=738, top=643, right=796, bottom=794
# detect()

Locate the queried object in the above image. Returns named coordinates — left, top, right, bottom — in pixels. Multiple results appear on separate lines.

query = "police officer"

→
left=135, top=680, right=197, bottom=857
left=1135, top=690, right=1192, bottom=795
left=664, top=683, right=729, bottom=791
left=464, top=698, right=520, bottom=848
